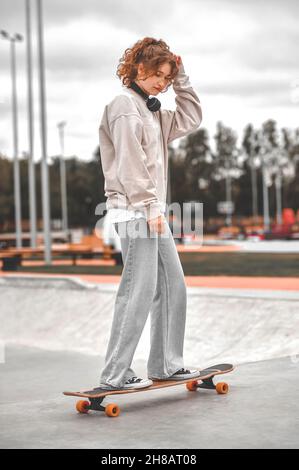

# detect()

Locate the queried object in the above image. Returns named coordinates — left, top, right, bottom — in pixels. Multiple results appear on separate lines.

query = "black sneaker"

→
left=123, top=377, right=153, bottom=390
left=165, top=368, right=200, bottom=381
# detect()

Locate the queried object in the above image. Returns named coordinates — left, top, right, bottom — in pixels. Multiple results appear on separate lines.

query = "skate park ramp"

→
left=1, top=275, right=299, bottom=366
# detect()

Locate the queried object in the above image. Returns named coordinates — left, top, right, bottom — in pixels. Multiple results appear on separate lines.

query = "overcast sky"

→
left=0, top=0, right=298, bottom=161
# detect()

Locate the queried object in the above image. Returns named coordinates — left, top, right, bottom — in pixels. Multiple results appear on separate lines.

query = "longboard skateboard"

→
left=63, top=363, right=234, bottom=418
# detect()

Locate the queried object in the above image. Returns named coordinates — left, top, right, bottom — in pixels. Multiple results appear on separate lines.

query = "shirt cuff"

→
left=144, top=203, right=163, bottom=222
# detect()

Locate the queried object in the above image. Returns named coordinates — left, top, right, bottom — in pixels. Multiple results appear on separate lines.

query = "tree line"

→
left=169, top=119, right=299, bottom=224
left=0, top=118, right=298, bottom=232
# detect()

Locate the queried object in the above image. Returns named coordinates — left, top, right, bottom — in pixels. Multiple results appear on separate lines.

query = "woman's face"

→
left=135, top=62, right=173, bottom=96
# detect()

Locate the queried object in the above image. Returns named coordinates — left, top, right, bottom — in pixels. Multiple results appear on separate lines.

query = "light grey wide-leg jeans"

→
left=99, top=217, right=187, bottom=389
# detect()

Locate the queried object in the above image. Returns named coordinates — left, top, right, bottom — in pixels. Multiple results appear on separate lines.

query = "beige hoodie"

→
left=99, top=63, right=202, bottom=221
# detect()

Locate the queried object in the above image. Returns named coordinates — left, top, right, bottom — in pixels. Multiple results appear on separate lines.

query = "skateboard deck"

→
left=63, top=363, right=234, bottom=417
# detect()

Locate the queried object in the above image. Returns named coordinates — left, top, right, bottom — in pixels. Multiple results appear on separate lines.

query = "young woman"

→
left=98, top=37, right=202, bottom=390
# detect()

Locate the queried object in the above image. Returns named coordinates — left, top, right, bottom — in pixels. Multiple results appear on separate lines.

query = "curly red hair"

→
left=116, top=37, right=179, bottom=92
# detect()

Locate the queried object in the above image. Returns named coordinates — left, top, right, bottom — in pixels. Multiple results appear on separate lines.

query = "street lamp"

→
left=1, top=30, right=23, bottom=248
left=258, top=132, right=271, bottom=232
left=25, top=0, right=38, bottom=248
left=36, top=0, right=52, bottom=264
left=57, top=121, right=69, bottom=238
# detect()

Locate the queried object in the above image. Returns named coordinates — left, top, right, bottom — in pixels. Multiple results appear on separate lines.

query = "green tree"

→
left=213, top=122, right=243, bottom=224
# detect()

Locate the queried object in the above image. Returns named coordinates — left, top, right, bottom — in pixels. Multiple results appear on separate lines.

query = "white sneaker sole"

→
left=150, top=370, right=201, bottom=381
left=123, top=379, right=153, bottom=390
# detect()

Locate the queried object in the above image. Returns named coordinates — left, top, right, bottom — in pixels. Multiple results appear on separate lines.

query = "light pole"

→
left=1, top=30, right=23, bottom=248
left=224, top=158, right=232, bottom=227
left=249, top=132, right=259, bottom=225
left=259, top=132, right=271, bottom=232
left=36, top=0, right=52, bottom=263
left=261, top=160, right=270, bottom=231
left=57, top=121, right=69, bottom=238
left=275, top=169, right=282, bottom=226
left=25, top=0, right=37, bottom=248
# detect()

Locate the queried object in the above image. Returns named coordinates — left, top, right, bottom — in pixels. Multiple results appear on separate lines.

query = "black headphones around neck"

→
left=129, top=81, right=161, bottom=112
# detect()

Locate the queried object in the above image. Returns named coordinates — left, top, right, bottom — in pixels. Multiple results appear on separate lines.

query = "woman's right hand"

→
left=148, top=215, right=165, bottom=234
left=174, top=55, right=182, bottom=66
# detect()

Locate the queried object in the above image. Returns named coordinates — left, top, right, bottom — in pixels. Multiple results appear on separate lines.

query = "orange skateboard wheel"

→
left=186, top=381, right=198, bottom=392
left=76, top=400, right=90, bottom=413
left=216, top=382, right=229, bottom=394
left=105, top=403, right=120, bottom=418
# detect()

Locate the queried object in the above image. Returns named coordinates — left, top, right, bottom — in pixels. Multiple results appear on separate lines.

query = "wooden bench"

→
left=0, top=243, right=122, bottom=270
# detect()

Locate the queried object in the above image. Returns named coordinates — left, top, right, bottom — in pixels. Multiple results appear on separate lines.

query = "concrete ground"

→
left=0, top=275, right=298, bottom=449
left=1, top=271, right=299, bottom=290
left=1, top=276, right=299, bottom=365
left=0, top=345, right=298, bottom=449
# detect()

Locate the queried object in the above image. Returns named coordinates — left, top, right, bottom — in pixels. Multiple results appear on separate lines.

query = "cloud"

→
left=1, top=0, right=299, bottom=160
left=1, top=0, right=173, bottom=33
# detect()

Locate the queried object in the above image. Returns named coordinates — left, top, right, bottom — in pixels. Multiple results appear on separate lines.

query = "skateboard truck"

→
left=76, top=396, right=121, bottom=417
left=198, top=377, right=217, bottom=390
left=87, top=397, right=105, bottom=412
left=187, top=375, right=229, bottom=394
